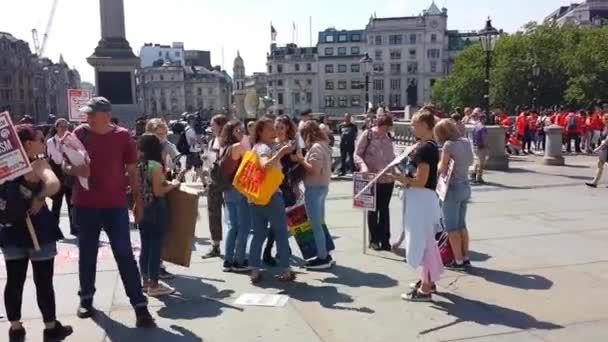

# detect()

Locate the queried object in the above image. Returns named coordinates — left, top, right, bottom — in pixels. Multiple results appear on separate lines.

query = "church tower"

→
left=233, top=51, right=247, bottom=118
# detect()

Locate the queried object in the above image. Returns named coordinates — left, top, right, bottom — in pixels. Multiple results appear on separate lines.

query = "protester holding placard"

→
left=248, top=117, right=296, bottom=283
left=294, top=120, right=335, bottom=270
left=46, top=118, right=77, bottom=236
left=391, top=111, right=443, bottom=302
left=137, top=134, right=180, bottom=297
left=434, top=119, right=474, bottom=271
left=0, top=124, right=73, bottom=341
left=355, top=114, right=396, bottom=251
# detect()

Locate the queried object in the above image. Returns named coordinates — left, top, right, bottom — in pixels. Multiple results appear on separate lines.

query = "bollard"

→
left=485, top=125, right=509, bottom=171
left=543, top=125, right=565, bottom=166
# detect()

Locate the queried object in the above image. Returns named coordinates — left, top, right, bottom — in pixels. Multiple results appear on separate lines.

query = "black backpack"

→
left=177, top=132, right=190, bottom=155
left=0, top=179, right=29, bottom=227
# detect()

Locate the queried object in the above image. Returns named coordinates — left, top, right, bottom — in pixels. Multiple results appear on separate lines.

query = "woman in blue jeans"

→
left=249, top=117, right=296, bottom=283
left=294, top=120, right=335, bottom=270
left=434, top=119, right=474, bottom=270
left=137, top=134, right=180, bottom=296
left=218, top=120, right=251, bottom=272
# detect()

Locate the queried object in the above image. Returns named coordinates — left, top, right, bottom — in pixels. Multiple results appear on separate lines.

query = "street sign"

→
left=353, top=172, right=376, bottom=211
left=67, top=89, right=92, bottom=122
left=0, top=111, right=32, bottom=183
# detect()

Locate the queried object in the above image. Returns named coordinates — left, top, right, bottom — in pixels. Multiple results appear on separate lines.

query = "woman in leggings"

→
left=0, top=125, right=73, bottom=341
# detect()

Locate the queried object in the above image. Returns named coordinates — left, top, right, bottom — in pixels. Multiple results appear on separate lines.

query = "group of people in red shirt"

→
left=494, top=105, right=607, bottom=155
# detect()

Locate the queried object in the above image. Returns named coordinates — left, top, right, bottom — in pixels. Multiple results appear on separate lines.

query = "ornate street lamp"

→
left=359, top=53, right=373, bottom=113
left=479, top=18, right=500, bottom=124
left=532, top=62, right=541, bottom=110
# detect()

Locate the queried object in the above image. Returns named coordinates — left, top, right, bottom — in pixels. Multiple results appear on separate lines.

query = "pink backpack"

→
left=437, top=232, right=454, bottom=265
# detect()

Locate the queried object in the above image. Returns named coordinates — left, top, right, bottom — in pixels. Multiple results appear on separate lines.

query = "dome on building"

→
left=234, top=50, right=244, bottom=67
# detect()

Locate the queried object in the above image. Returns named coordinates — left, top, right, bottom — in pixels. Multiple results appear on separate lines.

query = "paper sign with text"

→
left=353, top=172, right=376, bottom=211
left=0, top=112, right=32, bottom=183
left=68, top=89, right=92, bottom=122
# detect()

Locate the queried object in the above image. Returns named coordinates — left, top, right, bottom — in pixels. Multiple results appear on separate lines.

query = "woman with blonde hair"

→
left=294, top=120, right=334, bottom=269
left=434, top=119, right=474, bottom=270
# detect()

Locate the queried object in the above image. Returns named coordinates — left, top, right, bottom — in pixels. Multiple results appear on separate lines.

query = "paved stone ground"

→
left=1, top=154, right=608, bottom=341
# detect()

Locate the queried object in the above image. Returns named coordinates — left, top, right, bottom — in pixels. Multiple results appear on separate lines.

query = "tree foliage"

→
left=432, top=23, right=608, bottom=112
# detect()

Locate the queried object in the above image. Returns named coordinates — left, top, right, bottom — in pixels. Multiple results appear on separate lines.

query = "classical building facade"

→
left=546, top=0, right=608, bottom=26
left=138, top=63, right=231, bottom=118
left=364, top=2, right=449, bottom=109
left=266, top=44, right=320, bottom=116
left=317, top=28, right=366, bottom=116
left=0, top=32, right=80, bottom=122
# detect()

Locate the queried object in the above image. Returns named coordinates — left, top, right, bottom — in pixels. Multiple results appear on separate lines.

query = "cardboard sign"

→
left=353, top=172, right=376, bottom=211
left=0, top=112, right=32, bottom=183
left=161, top=185, right=200, bottom=267
left=67, top=89, right=92, bottom=122
left=436, top=159, right=454, bottom=202
left=286, top=203, right=335, bottom=260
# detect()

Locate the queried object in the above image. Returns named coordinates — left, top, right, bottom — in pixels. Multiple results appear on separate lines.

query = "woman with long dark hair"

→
left=137, top=134, right=180, bottom=297
left=1, top=125, right=73, bottom=341
left=219, top=120, right=251, bottom=272
left=263, top=115, right=302, bottom=266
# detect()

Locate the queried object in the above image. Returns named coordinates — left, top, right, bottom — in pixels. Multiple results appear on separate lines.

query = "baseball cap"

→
left=79, top=97, right=112, bottom=114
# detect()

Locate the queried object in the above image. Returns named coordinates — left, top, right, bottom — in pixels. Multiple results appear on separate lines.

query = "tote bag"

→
left=232, top=150, right=284, bottom=205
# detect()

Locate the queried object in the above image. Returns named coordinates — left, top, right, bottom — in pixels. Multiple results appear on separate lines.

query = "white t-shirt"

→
left=297, top=120, right=307, bottom=148
left=46, top=136, right=64, bottom=165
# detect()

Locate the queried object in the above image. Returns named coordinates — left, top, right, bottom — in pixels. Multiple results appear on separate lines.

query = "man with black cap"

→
left=63, top=97, right=155, bottom=328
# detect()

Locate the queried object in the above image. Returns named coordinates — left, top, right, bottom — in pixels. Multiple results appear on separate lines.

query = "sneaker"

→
left=369, top=242, right=382, bottom=251
left=158, top=267, right=175, bottom=280
left=231, top=261, right=250, bottom=273
left=401, top=290, right=432, bottom=302
left=476, top=178, right=486, bottom=184
left=585, top=182, right=598, bottom=188
left=202, top=246, right=221, bottom=259
left=445, top=261, right=466, bottom=271
left=305, top=256, right=334, bottom=270
left=135, top=307, right=156, bottom=329
left=43, top=321, right=73, bottom=341
left=222, top=261, right=234, bottom=272
left=8, top=326, right=26, bottom=342
left=76, top=301, right=95, bottom=319
left=408, top=280, right=438, bottom=294
left=147, top=283, right=175, bottom=297
left=463, top=260, right=472, bottom=268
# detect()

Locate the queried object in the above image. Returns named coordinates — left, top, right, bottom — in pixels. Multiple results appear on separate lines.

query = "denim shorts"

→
left=2, top=243, right=57, bottom=261
left=442, top=182, right=471, bottom=232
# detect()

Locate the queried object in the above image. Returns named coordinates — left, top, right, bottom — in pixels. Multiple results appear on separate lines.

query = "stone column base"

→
left=543, top=156, right=565, bottom=166
left=486, top=154, right=510, bottom=171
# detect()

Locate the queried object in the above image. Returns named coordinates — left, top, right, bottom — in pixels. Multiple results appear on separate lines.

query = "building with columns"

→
left=233, top=51, right=247, bottom=118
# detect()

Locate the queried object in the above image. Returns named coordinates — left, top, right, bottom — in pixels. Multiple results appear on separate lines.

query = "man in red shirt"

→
left=515, top=111, right=530, bottom=154
left=528, top=110, right=539, bottom=151
left=64, top=97, right=155, bottom=328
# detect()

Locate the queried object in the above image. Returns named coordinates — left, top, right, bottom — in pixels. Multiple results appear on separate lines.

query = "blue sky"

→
left=2, top=0, right=568, bottom=82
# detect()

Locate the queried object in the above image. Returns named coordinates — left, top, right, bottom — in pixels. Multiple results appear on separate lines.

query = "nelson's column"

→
left=87, top=0, right=140, bottom=126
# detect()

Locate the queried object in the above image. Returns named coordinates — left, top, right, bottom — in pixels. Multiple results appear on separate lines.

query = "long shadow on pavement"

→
left=468, top=267, right=553, bottom=290
left=155, top=275, right=243, bottom=320
left=320, top=264, right=399, bottom=289
left=92, top=310, right=203, bottom=341
left=252, top=276, right=375, bottom=314
left=420, top=292, right=563, bottom=335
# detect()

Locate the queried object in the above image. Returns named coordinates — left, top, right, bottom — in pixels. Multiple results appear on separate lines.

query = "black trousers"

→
left=566, top=133, right=581, bottom=152
left=339, top=144, right=355, bottom=174
left=4, top=258, right=56, bottom=323
left=367, top=182, right=395, bottom=247
left=51, top=185, right=75, bottom=234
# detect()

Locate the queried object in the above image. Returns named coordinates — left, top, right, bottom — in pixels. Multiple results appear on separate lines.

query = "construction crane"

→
left=32, top=0, right=59, bottom=57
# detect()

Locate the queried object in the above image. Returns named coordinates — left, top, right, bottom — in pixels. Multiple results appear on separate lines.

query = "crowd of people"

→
left=2, top=95, right=608, bottom=340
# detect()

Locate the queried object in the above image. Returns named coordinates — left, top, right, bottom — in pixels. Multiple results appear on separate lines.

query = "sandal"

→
left=250, top=270, right=262, bottom=284
left=277, top=271, right=296, bottom=282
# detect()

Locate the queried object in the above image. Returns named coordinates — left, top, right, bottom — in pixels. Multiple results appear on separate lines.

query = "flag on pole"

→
left=271, top=24, right=277, bottom=42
